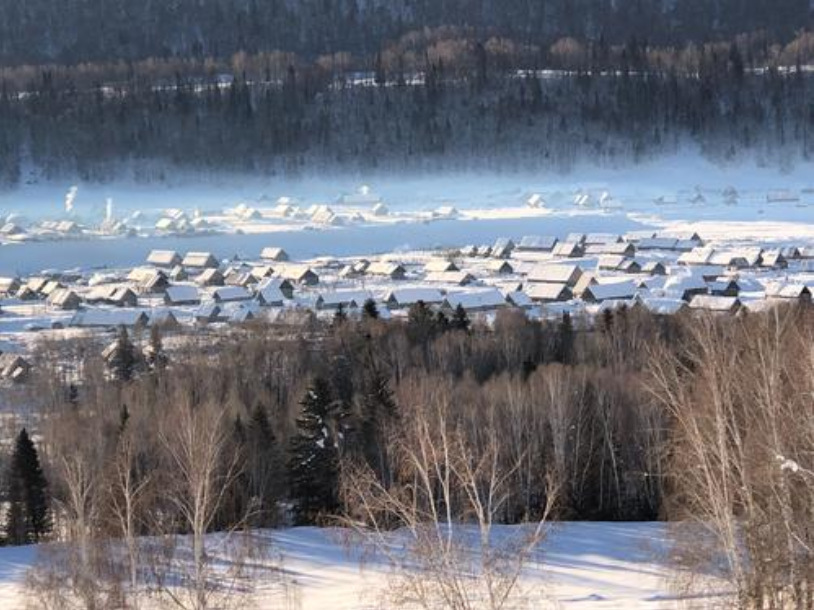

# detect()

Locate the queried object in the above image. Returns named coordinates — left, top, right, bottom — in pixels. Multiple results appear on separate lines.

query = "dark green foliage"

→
left=332, top=304, right=348, bottom=328
left=288, top=378, right=342, bottom=524
left=0, top=1, right=808, bottom=66
left=108, top=326, right=140, bottom=383
left=145, top=325, right=168, bottom=371
left=4, top=429, right=50, bottom=545
left=245, top=404, right=281, bottom=525
left=451, top=303, right=470, bottom=332
left=554, top=312, right=575, bottom=364
left=362, top=299, right=379, bottom=320
left=407, top=300, right=438, bottom=344
left=359, top=368, right=399, bottom=483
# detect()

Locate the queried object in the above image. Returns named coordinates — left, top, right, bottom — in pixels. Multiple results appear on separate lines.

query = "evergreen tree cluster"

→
left=0, top=66, right=810, bottom=188
left=0, top=0, right=810, bottom=65
left=3, top=429, right=50, bottom=545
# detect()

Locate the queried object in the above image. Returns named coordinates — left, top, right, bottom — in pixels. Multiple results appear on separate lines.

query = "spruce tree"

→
left=362, top=298, right=379, bottom=320
left=451, top=303, right=470, bottom=331
left=246, top=403, right=280, bottom=525
left=4, top=429, right=50, bottom=545
left=332, top=303, right=348, bottom=327
left=108, top=326, right=139, bottom=382
left=146, top=325, right=168, bottom=371
left=359, top=367, right=398, bottom=483
left=555, top=312, right=575, bottom=364
left=288, top=378, right=341, bottom=524
left=407, top=300, right=436, bottom=344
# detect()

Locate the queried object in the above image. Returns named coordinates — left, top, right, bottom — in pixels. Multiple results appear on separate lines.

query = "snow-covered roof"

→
left=147, top=250, right=182, bottom=267
left=425, top=259, right=459, bottom=273
left=689, top=295, right=741, bottom=312
left=212, top=286, right=253, bottom=302
left=425, top=271, right=475, bottom=286
left=260, top=247, right=290, bottom=262
left=526, top=283, right=572, bottom=302
left=183, top=251, right=219, bottom=268
left=165, top=285, right=201, bottom=304
left=316, top=290, right=375, bottom=309
left=517, top=235, right=558, bottom=251
left=443, top=289, right=506, bottom=311
left=583, top=280, right=638, bottom=302
left=527, top=264, right=583, bottom=286
left=70, top=309, right=149, bottom=328
left=640, top=297, right=688, bottom=315
left=386, top=288, right=444, bottom=307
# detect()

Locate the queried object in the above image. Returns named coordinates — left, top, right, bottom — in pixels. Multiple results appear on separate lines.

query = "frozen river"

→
left=0, top=213, right=649, bottom=275
left=0, top=214, right=647, bottom=275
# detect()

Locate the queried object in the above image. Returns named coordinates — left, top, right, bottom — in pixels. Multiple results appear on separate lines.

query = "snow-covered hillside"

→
left=0, top=523, right=722, bottom=609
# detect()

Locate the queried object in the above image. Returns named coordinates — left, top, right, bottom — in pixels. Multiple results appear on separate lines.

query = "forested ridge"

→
left=0, top=1, right=813, bottom=184
left=0, top=0, right=812, bottom=65
left=0, top=62, right=811, bottom=186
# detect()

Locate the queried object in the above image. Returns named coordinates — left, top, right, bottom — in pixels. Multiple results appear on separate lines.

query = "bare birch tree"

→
left=341, top=397, right=556, bottom=610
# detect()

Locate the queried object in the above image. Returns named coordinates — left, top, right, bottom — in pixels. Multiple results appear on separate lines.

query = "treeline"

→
left=0, top=0, right=811, bottom=66
left=4, top=302, right=813, bottom=606
left=9, top=303, right=675, bottom=542
left=0, top=63, right=811, bottom=187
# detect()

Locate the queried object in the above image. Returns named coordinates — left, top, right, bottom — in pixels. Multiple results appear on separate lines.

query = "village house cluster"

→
left=1, top=227, right=814, bottom=384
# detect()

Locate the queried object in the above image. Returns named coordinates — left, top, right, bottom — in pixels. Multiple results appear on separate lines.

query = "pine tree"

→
left=555, top=312, right=575, bottom=364
left=362, top=298, right=379, bottom=320
left=4, top=429, right=50, bottom=545
left=407, top=300, right=436, bottom=344
left=247, top=404, right=280, bottom=524
left=288, top=378, right=341, bottom=524
left=108, top=326, right=139, bottom=382
left=359, top=367, right=398, bottom=483
left=65, top=382, right=79, bottom=407
left=145, top=325, right=168, bottom=371
left=434, top=310, right=450, bottom=333
left=332, top=303, right=348, bottom=328
left=451, top=303, right=470, bottom=331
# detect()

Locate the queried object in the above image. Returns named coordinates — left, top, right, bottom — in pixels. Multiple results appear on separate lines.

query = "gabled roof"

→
left=487, top=260, right=514, bottom=273
left=527, top=264, right=583, bottom=286
left=639, top=297, right=688, bottom=316
left=212, top=286, right=253, bottom=302
left=584, top=233, right=622, bottom=245
left=443, top=289, right=506, bottom=311
left=316, top=290, right=375, bottom=310
left=147, top=250, right=182, bottom=267
left=386, top=288, right=444, bottom=307
left=71, top=309, right=149, bottom=328
left=260, top=247, right=290, bottom=262
left=277, top=264, right=319, bottom=284
left=367, top=261, right=407, bottom=277
left=678, top=246, right=715, bottom=265
left=505, top=291, right=534, bottom=308
left=183, top=251, right=219, bottom=268
left=637, top=237, right=679, bottom=251
left=552, top=242, right=584, bottom=257
left=689, top=294, right=741, bottom=313
left=764, top=282, right=812, bottom=300
left=425, top=259, right=459, bottom=273
left=425, top=271, right=476, bottom=286
left=165, top=285, right=201, bottom=305
left=196, top=268, right=225, bottom=286
left=526, top=283, right=573, bottom=302
left=517, top=235, right=558, bottom=251
left=582, top=280, right=638, bottom=302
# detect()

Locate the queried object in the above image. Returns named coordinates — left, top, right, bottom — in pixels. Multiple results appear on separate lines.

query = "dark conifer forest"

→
left=0, top=1, right=813, bottom=184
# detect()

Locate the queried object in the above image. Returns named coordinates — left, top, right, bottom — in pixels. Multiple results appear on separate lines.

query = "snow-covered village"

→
left=2, top=2, right=814, bottom=608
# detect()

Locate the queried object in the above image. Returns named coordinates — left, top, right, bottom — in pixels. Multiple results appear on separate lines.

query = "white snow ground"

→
left=0, top=523, right=724, bottom=609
